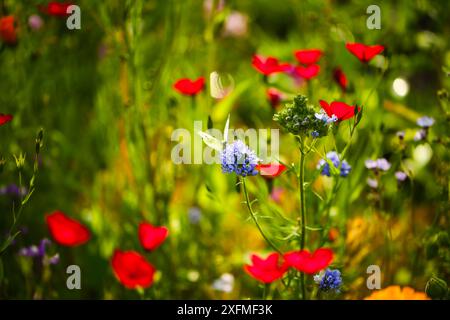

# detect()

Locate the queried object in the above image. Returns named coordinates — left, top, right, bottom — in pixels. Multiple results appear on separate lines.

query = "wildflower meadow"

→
left=0, top=0, right=449, bottom=302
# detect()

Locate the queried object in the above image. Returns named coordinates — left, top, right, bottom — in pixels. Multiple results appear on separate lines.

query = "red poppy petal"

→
left=173, top=77, right=205, bottom=95
left=111, top=250, right=155, bottom=289
left=256, top=163, right=287, bottom=178
left=245, top=252, right=286, bottom=283
left=346, top=43, right=366, bottom=62
left=0, top=114, right=13, bottom=126
left=295, top=65, right=320, bottom=80
left=319, top=100, right=333, bottom=117
left=46, top=211, right=90, bottom=246
left=138, top=222, right=169, bottom=251
left=284, top=248, right=333, bottom=274
left=364, top=45, right=384, bottom=62
left=294, top=49, right=322, bottom=65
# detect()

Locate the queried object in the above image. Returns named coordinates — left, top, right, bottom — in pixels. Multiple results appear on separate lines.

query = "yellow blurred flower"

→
left=364, top=286, right=430, bottom=300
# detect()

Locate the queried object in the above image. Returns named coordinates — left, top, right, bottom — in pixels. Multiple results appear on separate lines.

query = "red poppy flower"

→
left=294, top=64, right=320, bottom=80
left=173, top=77, right=205, bottom=96
left=252, top=55, right=290, bottom=76
left=294, top=49, right=322, bottom=65
left=284, top=248, right=333, bottom=274
left=0, top=16, right=17, bottom=44
left=256, top=163, right=287, bottom=178
left=0, top=114, right=13, bottom=126
left=46, top=211, right=90, bottom=246
left=319, top=100, right=360, bottom=121
left=346, top=43, right=384, bottom=63
left=266, top=88, right=283, bottom=108
left=333, top=67, right=348, bottom=92
left=111, top=250, right=156, bottom=289
left=41, top=2, right=73, bottom=17
left=244, top=252, right=288, bottom=283
left=138, top=222, right=168, bottom=251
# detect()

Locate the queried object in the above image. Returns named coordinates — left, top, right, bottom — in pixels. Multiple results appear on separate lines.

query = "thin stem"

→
left=298, top=138, right=307, bottom=300
left=241, top=178, right=282, bottom=254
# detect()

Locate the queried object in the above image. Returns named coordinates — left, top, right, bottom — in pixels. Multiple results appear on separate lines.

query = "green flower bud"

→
left=273, top=95, right=328, bottom=138
left=425, top=276, right=448, bottom=300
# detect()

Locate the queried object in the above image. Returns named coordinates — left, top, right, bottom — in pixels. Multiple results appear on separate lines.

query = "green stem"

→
left=298, top=138, right=307, bottom=299
left=241, top=178, right=282, bottom=254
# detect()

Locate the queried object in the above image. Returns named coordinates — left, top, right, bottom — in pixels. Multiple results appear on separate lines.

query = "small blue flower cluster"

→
left=414, top=116, right=435, bottom=142
left=317, top=151, right=351, bottom=177
left=220, top=140, right=258, bottom=177
left=311, top=113, right=338, bottom=138
left=314, top=268, right=342, bottom=292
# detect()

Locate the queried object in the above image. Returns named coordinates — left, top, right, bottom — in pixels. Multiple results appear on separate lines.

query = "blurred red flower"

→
left=284, top=248, right=333, bottom=274
left=346, top=43, right=384, bottom=63
left=42, top=2, right=73, bottom=17
left=173, top=77, right=205, bottom=96
left=138, top=222, right=168, bottom=251
left=294, top=49, right=322, bottom=65
left=0, top=16, right=17, bottom=44
left=294, top=64, right=320, bottom=80
left=0, top=114, right=13, bottom=126
left=256, top=163, right=287, bottom=178
left=333, top=67, right=348, bottom=92
left=319, top=100, right=360, bottom=121
left=111, top=250, right=156, bottom=289
left=328, top=228, right=339, bottom=242
left=252, top=55, right=290, bottom=76
left=244, top=252, right=288, bottom=283
left=266, top=88, right=283, bottom=108
left=46, top=211, right=90, bottom=246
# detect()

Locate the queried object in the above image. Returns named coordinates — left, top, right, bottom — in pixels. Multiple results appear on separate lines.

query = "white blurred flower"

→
left=223, top=12, right=248, bottom=37
left=212, top=273, right=234, bottom=293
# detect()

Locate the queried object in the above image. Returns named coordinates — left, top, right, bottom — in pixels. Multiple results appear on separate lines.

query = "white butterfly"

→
left=196, top=114, right=230, bottom=152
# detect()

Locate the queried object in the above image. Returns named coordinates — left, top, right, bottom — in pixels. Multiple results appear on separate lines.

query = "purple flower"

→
left=188, top=207, right=202, bottom=224
left=19, top=245, right=40, bottom=258
left=395, top=171, right=408, bottom=182
left=417, top=116, right=435, bottom=128
left=367, top=178, right=378, bottom=189
left=414, top=129, right=427, bottom=141
left=45, top=253, right=60, bottom=266
left=365, top=158, right=391, bottom=171
left=314, top=269, right=342, bottom=293
left=311, top=130, right=320, bottom=138
left=0, top=184, right=27, bottom=197
left=28, top=15, right=44, bottom=31
left=19, top=238, right=59, bottom=266
left=220, top=141, right=258, bottom=177
left=317, top=151, right=351, bottom=177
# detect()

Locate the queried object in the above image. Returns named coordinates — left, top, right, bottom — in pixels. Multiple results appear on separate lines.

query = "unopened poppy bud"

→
left=425, top=276, right=448, bottom=300
left=36, top=129, right=44, bottom=154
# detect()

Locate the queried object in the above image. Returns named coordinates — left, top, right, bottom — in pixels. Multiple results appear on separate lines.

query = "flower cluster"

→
left=220, top=140, right=259, bottom=177
left=414, top=116, right=435, bottom=142
left=314, top=268, right=343, bottom=293
left=317, top=151, right=351, bottom=177
left=365, top=158, right=391, bottom=172
left=19, top=238, right=60, bottom=266
left=273, top=95, right=330, bottom=137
